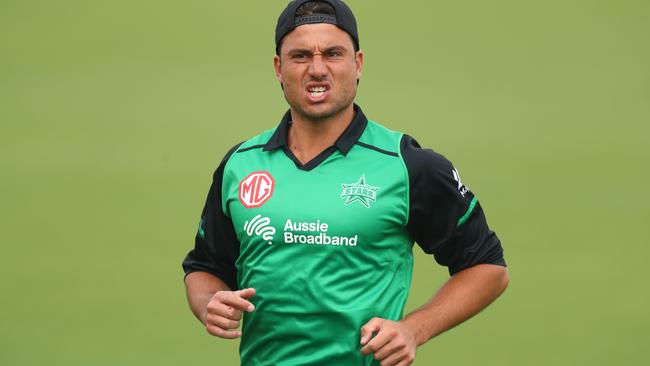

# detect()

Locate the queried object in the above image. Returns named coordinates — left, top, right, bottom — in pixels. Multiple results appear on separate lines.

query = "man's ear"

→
left=273, top=55, right=283, bottom=84
left=355, top=50, right=364, bottom=86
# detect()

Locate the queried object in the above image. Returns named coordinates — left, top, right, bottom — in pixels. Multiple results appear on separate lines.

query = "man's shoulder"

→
left=357, top=119, right=405, bottom=155
left=365, top=119, right=404, bottom=136
left=401, top=134, right=453, bottom=172
left=233, top=127, right=276, bottom=153
left=359, top=120, right=448, bottom=168
left=211, top=127, right=277, bottom=174
left=397, top=134, right=466, bottom=196
left=222, top=127, right=276, bottom=158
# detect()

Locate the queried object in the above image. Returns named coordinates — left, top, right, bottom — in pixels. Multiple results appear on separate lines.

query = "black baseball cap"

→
left=275, top=0, right=360, bottom=55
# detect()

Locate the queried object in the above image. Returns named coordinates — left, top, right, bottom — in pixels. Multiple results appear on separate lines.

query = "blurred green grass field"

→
left=1, top=1, right=648, bottom=365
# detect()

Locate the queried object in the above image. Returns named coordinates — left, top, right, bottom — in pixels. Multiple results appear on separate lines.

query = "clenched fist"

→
left=360, top=317, right=417, bottom=366
left=202, top=287, right=256, bottom=339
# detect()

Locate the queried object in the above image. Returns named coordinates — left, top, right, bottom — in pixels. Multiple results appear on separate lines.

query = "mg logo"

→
left=239, top=171, right=275, bottom=208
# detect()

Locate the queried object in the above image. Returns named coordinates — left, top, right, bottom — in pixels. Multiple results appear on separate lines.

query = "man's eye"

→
left=292, top=53, right=308, bottom=59
left=327, top=50, right=343, bottom=57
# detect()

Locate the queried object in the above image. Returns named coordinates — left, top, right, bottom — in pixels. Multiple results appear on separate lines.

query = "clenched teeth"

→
left=308, top=86, right=327, bottom=98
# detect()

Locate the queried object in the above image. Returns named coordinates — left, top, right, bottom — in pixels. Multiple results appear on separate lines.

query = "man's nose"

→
left=308, top=54, right=328, bottom=78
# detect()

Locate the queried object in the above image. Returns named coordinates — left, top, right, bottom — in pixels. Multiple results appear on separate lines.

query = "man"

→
left=182, top=1, right=509, bottom=365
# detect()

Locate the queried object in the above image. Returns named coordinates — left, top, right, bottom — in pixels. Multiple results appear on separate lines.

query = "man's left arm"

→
left=360, top=264, right=509, bottom=365
left=360, top=135, right=509, bottom=365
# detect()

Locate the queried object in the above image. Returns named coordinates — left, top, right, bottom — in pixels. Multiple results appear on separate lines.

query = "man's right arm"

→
left=182, top=142, right=250, bottom=339
left=184, top=271, right=256, bottom=339
left=185, top=272, right=232, bottom=324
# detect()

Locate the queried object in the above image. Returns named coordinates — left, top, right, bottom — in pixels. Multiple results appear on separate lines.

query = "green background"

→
left=1, top=0, right=648, bottom=365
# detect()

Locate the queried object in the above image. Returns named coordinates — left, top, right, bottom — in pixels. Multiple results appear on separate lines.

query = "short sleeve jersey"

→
left=182, top=105, right=505, bottom=366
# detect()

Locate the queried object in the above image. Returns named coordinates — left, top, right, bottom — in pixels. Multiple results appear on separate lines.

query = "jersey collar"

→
left=263, top=104, right=368, bottom=156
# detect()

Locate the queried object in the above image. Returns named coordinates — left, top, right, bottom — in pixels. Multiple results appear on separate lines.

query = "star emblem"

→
left=340, top=174, right=380, bottom=208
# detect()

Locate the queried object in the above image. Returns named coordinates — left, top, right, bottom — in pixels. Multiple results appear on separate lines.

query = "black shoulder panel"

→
left=401, top=135, right=505, bottom=275
left=181, top=142, right=244, bottom=290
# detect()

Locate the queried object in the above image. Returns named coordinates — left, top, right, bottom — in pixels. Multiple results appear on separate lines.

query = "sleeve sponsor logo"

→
left=239, top=171, right=275, bottom=208
left=452, top=168, right=469, bottom=197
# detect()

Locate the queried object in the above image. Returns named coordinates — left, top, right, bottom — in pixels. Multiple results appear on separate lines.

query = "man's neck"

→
left=287, top=104, right=355, bottom=165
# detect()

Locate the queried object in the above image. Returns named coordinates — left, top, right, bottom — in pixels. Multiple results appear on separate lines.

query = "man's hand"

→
left=360, top=317, right=417, bottom=366
left=202, top=287, right=256, bottom=339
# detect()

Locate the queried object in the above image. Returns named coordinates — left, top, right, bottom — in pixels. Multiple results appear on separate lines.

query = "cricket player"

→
left=182, top=1, right=509, bottom=365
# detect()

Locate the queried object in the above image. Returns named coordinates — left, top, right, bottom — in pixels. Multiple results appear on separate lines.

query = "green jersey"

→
left=183, top=105, right=505, bottom=365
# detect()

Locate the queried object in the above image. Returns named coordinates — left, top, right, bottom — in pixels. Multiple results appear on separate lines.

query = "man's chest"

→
left=222, top=149, right=411, bottom=264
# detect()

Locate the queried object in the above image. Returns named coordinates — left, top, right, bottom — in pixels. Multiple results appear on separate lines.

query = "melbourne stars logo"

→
left=340, top=174, right=380, bottom=208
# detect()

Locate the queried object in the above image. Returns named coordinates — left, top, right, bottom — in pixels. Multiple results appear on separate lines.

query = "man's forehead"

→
left=282, top=23, right=355, bottom=50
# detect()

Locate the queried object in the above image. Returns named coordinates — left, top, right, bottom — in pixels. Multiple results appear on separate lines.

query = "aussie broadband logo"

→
left=243, top=216, right=357, bottom=247
left=341, top=174, right=380, bottom=208
left=283, top=219, right=357, bottom=246
left=244, top=214, right=276, bottom=245
left=239, top=171, right=274, bottom=208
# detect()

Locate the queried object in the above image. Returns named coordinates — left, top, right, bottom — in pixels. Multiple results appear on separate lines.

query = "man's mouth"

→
left=306, top=84, right=330, bottom=101
left=308, top=86, right=327, bottom=97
